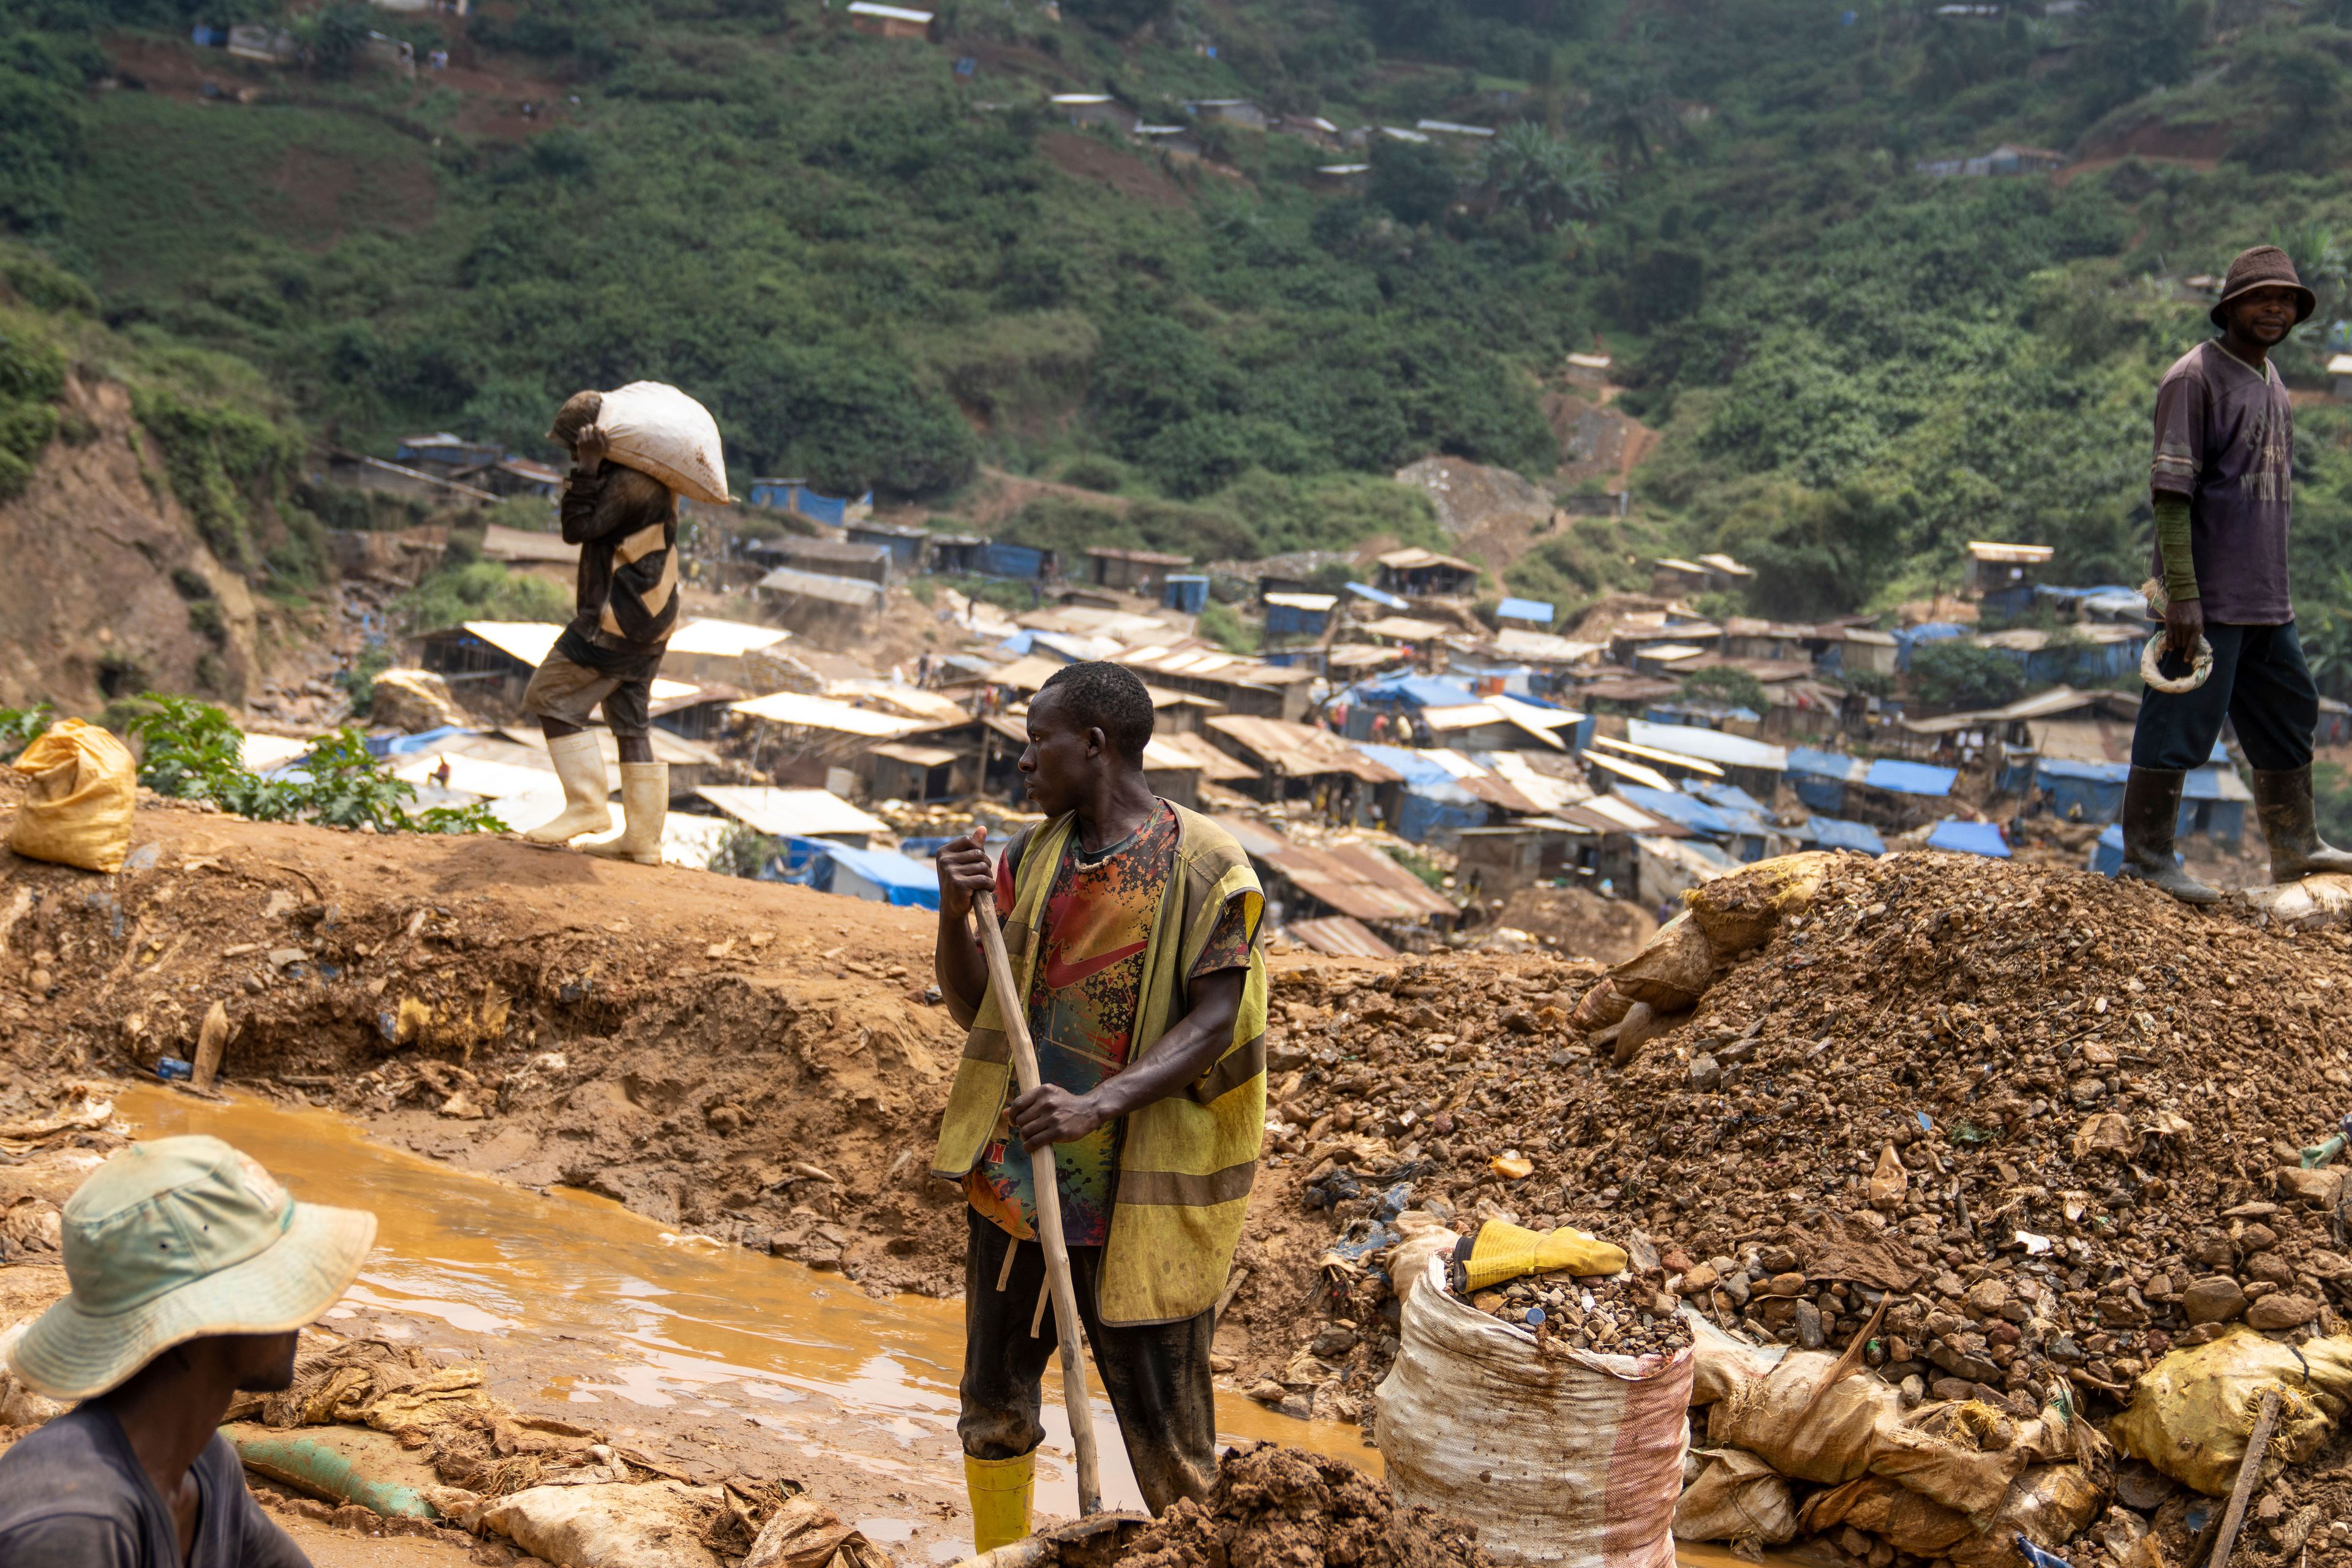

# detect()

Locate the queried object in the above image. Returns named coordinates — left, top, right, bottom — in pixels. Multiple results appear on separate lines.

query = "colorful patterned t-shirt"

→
left=965, top=802, right=1254, bottom=1246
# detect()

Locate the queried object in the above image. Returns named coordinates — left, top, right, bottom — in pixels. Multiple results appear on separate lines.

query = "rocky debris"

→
left=1231, top=851, right=2352, bottom=1434
left=1452, top=1264, right=1691, bottom=1357
left=1116, top=1442, right=1493, bottom=1568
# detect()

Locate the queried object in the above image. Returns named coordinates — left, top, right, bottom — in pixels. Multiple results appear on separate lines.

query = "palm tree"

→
left=1582, top=69, right=1674, bottom=168
left=1487, top=123, right=1615, bottom=233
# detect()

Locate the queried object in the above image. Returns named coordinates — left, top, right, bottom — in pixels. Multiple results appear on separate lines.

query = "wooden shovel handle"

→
left=971, top=890, right=1102, bottom=1517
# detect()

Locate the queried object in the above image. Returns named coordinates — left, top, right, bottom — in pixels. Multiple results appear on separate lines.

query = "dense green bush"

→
left=1910, top=641, right=2025, bottom=711
left=399, top=559, right=573, bottom=632
left=125, top=693, right=499, bottom=833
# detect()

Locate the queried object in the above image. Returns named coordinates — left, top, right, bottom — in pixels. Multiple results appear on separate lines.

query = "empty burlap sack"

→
left=1673, top=1447, right=1798, bottom=1547
left=1606, top=913, right=1717, bottom=1012
left=9, top=720, right=136, bottom=873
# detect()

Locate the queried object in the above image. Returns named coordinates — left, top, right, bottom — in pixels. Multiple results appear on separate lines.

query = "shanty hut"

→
left=1373, top=548, right=1479, bottom=599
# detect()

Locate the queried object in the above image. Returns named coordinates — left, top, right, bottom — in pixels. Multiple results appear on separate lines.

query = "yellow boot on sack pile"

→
left=522, top=731, right=611, bottom=843
left=1461, top=1220, right=1627, bottom=1292
left=965, top=1451, right=1033, bottom=1555
left=584, top=761, right=667, bottom=865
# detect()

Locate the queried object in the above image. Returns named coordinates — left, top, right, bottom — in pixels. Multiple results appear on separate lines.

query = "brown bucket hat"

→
left=2210, top=244, right=2316, bottom=328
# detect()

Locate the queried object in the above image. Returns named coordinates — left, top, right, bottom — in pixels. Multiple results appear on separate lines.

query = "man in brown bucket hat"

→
left=2119, top=244, right=2352, bottom=901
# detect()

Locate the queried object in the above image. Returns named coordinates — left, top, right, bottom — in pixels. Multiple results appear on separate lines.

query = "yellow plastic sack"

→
left=1683, top=850, right=1840, bottom=955
left=2109, top=1328, right=2352, bottom=1495
left=9, top=720, right=135, bottom=873
left=1461, top=1219, right=1627, bottom=1292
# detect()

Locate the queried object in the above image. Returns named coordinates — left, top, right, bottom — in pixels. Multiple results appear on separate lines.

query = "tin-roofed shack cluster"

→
left=287, top=455, right=2290, bottom=957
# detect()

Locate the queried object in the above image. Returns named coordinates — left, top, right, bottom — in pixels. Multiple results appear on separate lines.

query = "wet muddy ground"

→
left=115, top=1082, right=1376, bottom=1562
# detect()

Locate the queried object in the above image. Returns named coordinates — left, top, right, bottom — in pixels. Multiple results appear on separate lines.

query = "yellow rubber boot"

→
left=521, top=731, right=611, bottom=844
left=965, top=1451, right=1033, bottom=1555
left=583, top=761, right=667, bottom=864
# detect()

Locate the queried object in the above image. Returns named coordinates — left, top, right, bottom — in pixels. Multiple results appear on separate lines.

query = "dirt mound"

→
left=0, top=366, right=274, bottom=712
left=1490, top=884, right=1656, bottom=963
left=1232, top=851, right=2352, bottom=1422
left=0, top=789, right=973, bottom=1297
left=1117, top=1442, right=1491, bottom=1568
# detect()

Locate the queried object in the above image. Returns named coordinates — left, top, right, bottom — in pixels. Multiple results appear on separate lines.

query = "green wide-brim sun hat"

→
left=6, top=1137, right=377, bottom=1401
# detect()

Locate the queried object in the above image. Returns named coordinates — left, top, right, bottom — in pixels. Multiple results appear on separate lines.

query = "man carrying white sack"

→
left=522, top=384, right=727, bottom=863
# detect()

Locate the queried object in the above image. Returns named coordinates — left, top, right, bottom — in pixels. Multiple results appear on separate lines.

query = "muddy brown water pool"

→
left=119, top=1084, right=1377, bottom=1548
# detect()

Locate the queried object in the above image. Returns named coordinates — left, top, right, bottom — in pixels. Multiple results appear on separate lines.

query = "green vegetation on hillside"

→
left=11, top=0, right=2352, bottom=690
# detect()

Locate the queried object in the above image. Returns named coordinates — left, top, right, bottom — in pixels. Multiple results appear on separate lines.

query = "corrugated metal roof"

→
left=1581, top=749, right=1676, bottom=792
left=666, top=618, right=792, bottom=657
left=729, top=691, right=921, bottom=736
left=1593, top=734, right=1727, bottom=778
left=695, top=786, right=888, bottom=838
left=1263, top=842, right=1457, bottom=924
left=1626, top=718, right=1788, bottom=772
left=1284, top=915, right=1398, bottom=960
left=1145, top=730, right=1259, bottom=782
left=478, top=524, right=578, bottom=565
left=866, top=741, right=961, bottom=768
left=459, top=621, right=565, bottom=667
left=1205, top=715, right=1398, bottom=782
left=756, top=567, right=886, bottom=608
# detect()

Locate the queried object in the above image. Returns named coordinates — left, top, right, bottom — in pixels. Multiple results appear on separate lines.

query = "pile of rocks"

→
left=1454, top=1265, right=1692, bottom=1357
left=1243, top=850, right=2352, bottom=1420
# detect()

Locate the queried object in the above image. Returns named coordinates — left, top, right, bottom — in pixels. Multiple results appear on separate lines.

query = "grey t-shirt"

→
left=2148, top=339, right=2294, bottom=624
left=0, top=1404, right=309, bottom=1567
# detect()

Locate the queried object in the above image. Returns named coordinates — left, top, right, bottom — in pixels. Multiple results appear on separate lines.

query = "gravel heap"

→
left=1116, top=1442, right=1493, bottom=1568
left=1254, top=852, right=2352, bottom=1419
left=1452, top=1263, right=1693, bottom=1357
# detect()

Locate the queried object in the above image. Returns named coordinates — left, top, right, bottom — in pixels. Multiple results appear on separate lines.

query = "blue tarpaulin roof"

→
left=1864, top=758, right=1958, bottom=797
left=1616, top=785, right=1776, bottom=841
left=2035, top=758, right=2130, bottom=783
left=1787, top=748, right=1868, bottom=782
left=1353, top=743, right=1477, bottom=796
left=369, top=725, right=473, bottom=758
left=822, top=843, right=942, bottom=908
left=1615, top=785, right=1733, bottom=835
left=2183, top=765, right=2248, bottom=801
left=1346, top=581, right=1410, bottom=609
left=1357, top=675, right=1480, bottom=709
left=1496, top=597, right=1555, bottom=625
left=1796, top=816, right=1886, bottom=854
left=1692, top=782, right=1771, bottom=815
left=1926, top=819, right=2010, bottom=858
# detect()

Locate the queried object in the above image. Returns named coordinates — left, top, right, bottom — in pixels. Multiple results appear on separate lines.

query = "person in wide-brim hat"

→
left=2209, top=243, right=2316, bottom=328
left=2120, top=243, right=2352, bottom=907
left=0, top=1136, right=375, bottom=1565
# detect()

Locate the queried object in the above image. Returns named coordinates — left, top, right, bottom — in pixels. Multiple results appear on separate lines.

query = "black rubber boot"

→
left=2252, top=764, right=2352, bottom=882
left=2115, top=766, right=2218, bottom=905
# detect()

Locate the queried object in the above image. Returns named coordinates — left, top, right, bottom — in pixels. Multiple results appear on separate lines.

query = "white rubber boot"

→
left=522, top=731, right=611, bottom=843
left=584, top=762, right=666, bottom=865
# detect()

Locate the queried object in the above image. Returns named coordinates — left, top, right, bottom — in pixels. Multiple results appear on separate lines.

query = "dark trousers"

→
left=959, top=1206, right=1218, bottom=1513
left=2132, top=621, right=2316, bottom=772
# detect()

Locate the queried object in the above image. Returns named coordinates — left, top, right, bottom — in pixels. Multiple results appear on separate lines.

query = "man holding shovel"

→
left=930, top=661, right=1267, bottom=1550
left=2120, top=245, right=2352, bottom=900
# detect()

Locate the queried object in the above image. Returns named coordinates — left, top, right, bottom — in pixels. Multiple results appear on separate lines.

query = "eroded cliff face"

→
left=0, top=370, right=268, bottom=713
